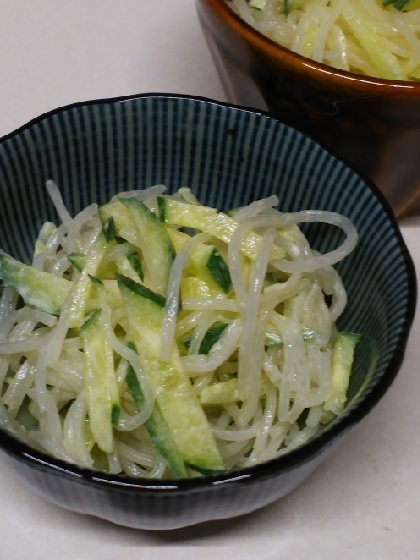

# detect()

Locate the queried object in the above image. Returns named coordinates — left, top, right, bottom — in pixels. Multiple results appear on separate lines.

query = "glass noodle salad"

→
left=229, top=0, right=420, bottom=80
left=0, top=182, right=360, bottom=478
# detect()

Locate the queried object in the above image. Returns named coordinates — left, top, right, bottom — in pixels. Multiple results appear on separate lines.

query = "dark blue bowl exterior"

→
left=6, top=448, right=332, bottom=530
left=0, top=94, right=415, bottom=529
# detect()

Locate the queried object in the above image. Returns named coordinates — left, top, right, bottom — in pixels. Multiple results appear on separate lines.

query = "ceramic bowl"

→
left=0, top=94, right=415, bottom=530
left=196, top=0, right=420, bottom=218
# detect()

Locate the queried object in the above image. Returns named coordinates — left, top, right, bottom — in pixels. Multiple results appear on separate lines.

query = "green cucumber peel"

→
left=157, top=196, right=167, bottom=222
left=124, top=342, right=188, bottom=478
left=88, top=275, right=104, bottom=288
left=206, top=248, right=232, bottom=294
left=124, top=342, right=145, bottom=411
left=126, top=252, right=144, bottom=281
left=185, top=462, right=227, bottom=476
left=116, top=274, right=166, bottom=308
left=81, top=308, right=101, bottom=331
left=181, top=322, right=229, bottom=355
left=339, top=331, right=362, bottom=343
left=0, top=253, right=72, bottom=316
left=67, top=252, right=86, bottom=272
left=102, top=216, right=117, bottom=242
left=111, top=404, right=120, bottom=427
left=383, top=0, right=408, bottom=9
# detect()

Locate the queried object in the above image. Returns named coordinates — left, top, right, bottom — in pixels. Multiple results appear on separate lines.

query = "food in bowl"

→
left=228, top=0, right=420, bottom=80
left=0, top=180, right=360, bottom=479
left=0, top=93, right=413, bottom=529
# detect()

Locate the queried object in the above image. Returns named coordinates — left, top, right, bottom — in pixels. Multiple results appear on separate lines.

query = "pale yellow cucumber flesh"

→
left=68, top=234, right=108, bottom=328
left=158, top=197, right=286, bottom=262
left=323, top=331, right=361, bottom=417
left=117, top=274, right=224, bottom=472
left=125, top=343, right=188, bottom=478
left=0, top=254, right=72, bottom=316
left=118, top=197, right=175, bottom=296
left=80, top=310, right=119, bottom=453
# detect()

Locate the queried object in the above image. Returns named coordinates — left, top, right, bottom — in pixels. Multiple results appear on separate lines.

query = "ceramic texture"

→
left=0, top=94, right=415, bottom=530
left=196, top=0, right=420, bottom=218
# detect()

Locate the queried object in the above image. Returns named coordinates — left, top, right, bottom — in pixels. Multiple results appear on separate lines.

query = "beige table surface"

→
left=0, top=1, right=419, bottom=558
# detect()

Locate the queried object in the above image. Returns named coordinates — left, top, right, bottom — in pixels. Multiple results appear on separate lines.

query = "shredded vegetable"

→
left=0, top=182, right=360, bottom=478
left=229, top=0, right=420, bottom=80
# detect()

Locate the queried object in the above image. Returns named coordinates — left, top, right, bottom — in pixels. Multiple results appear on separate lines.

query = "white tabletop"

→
left=0, top=1, right=419, bottom=558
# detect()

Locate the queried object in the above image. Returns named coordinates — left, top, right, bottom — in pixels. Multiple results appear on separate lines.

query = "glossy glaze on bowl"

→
left=0, top=94, right=415, bottom=529
left=197, top=0, right=420, bottom=218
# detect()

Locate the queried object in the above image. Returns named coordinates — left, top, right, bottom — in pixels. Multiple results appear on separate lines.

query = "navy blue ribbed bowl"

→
left=0, top=94, right=415, bottom=530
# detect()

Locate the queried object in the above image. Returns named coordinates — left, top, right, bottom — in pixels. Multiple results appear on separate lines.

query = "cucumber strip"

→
left=68, top=230, right=108, bottom=328
left=200, top=377, right=266, bottom=405
left=179, top=322, right=229, bottom=355
left=111, top=404, right=120, bottom=427
left=86, top=280, right=123, bottom=311
left=99, top=200, right=139, bottom=244
left=67, top=252, right=86, bottom=272
left=116, top=251, right=145, bottom=285
left=206, top=248, right=232, bottom=294
left=323, top=331, right=361, bottom=417
left=166, top=228, right=231, bottom=294
left=201, top=378, right=239, bottom=405
left=34, top=222, right=56, bottom=258
left=158, top=197, right=286, bottom=262
left=342, top=1, right=406, bottom=80
left=283, top=0, right=306, bottom=15
left=103, top=280, right=124, bottom=309
left=100, top=201, right=148, bottom=257
left=185, top=462, right=226, bottom=476
left=118, top=274, right=166, bottom=307
left=165, top=227, right=193, bottom=254
left=91, top=445, right=109, bottom=472
left=88, top=274, right=104, bottom=289
left=118, top=197, right=175, bottom=296
left=80, top=310, right=119, bottom=453
left=124, top=351, right=144, bottom=409
left=180, top=276, right=216, bottom=300
left=88, top=278, right=120, bottom=429
left=0, top=253, right=73, bottom=315
left=125, top=342, right=188, bottom=478
left=69, top=251, right=122, bottom=280
left=126, top=251, right=144, bottom=281
left=116, top=257, right=140, bottom=284
left=102, top=216, right=117, bottom=243
left=117, top=274, right=224, bottom=472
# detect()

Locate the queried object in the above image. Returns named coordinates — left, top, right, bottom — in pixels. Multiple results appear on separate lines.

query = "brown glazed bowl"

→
left=196, top=0, right=420, bottom=218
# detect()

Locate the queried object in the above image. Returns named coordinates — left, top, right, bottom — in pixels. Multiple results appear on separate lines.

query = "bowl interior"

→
left=0, top=94, right=414, bottom=465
